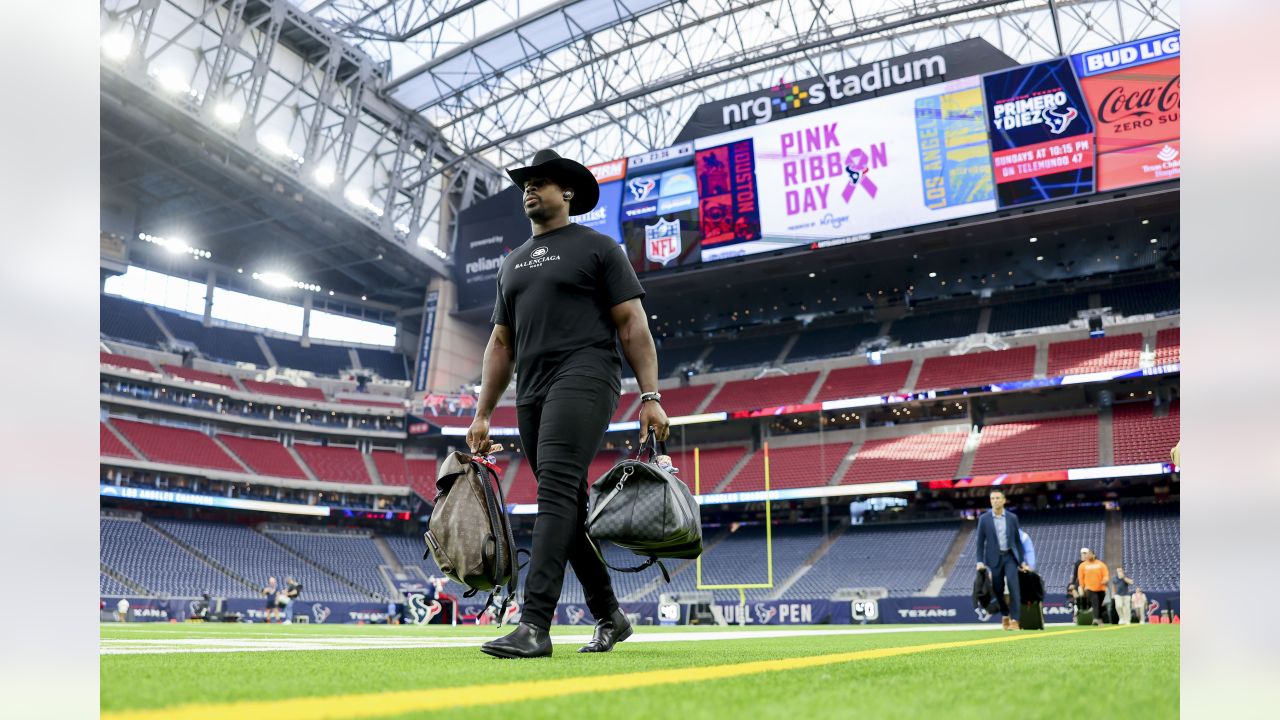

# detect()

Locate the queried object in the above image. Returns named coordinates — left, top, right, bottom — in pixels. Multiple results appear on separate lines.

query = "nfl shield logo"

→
left=644, top=218, right=681, bottom=265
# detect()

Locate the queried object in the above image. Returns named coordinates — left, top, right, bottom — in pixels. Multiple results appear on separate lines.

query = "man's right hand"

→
left=976, top=562, right=986, bottom=571
left=466, top=415, right=493, bottom=455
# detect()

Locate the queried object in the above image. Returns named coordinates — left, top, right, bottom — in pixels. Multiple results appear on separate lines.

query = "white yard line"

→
left=101, top=624, right=1011, bottom=656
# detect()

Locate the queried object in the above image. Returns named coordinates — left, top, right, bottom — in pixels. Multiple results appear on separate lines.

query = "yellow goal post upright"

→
left=694, top=443, right=773, bottom=626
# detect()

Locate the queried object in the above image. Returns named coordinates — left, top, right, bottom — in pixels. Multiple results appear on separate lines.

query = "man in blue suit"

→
left=976, top=489, right=1031, bottom=629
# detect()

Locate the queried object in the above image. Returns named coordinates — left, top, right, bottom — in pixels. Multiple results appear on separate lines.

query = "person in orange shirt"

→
left=1077, top=548, right=1110, bottom=625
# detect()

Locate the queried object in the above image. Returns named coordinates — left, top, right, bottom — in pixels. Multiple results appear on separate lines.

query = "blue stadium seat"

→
left=100, top=294, right=167, bottom=347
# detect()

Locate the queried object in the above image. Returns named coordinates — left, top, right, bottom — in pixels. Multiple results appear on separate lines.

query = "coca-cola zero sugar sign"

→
left=1073, top=31, right=1181, bottom=191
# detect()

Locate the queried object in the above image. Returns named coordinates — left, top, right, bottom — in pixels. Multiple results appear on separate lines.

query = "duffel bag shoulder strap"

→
left=584, top=533, right=670, bottom=583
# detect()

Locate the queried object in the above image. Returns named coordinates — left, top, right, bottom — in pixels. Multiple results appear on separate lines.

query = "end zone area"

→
left=101, top=623, right=1178, bottom=719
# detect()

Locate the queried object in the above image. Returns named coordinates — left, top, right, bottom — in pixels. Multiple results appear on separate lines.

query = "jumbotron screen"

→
left=454, top=32, right=1179, bottom=294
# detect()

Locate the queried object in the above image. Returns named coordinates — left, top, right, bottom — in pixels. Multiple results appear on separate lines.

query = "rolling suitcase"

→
left=1020, top=602, right=1044, bottom=630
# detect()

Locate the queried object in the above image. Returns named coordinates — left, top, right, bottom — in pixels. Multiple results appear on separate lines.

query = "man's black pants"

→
left=516, top=374, right=620, bottom=631
left=1085, top=589, right=1107, bottom=622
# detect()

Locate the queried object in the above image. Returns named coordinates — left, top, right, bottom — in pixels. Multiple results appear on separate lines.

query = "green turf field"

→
left=101, top=622, right=1178, bottom=719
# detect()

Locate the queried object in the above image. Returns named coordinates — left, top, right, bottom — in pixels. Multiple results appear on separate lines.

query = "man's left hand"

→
left=1020, top=563, right=1031, bottom=572
left=638, top=401, right=670, bottom=444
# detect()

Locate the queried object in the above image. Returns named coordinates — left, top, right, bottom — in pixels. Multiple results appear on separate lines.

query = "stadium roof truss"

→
left=299, top=0, right=1180, bottom=170
left=100, top=0, right=508, bottom=277
left=101, top=0, right=1179, bottom=271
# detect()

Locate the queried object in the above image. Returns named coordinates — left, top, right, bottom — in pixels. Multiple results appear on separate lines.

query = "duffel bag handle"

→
left=637, top=425, right=667, bottom=462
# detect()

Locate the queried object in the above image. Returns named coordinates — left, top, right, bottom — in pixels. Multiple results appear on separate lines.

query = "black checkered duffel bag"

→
left=585, top=430, right=703, bottom=582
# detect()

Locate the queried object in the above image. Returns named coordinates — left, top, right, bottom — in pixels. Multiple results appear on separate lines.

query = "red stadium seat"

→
left=970, top=415, right=1098, bottom=475
left=405, top=457, right=438, bottom=499
left=372, top=450, right=409, bottom=486
left=643, top=385, right=714, bottom=418
left=217, top=434, right=307, bottom=479
left=841, top=432, right=969, bottom=485
left=1113, top=402, right=1179, bottom=465
left=338, top=397, right=406, bottom=409
left=1046, top=334, right=1142, bottom=376
left=161, top=364, right=240, bottom=390
left=914, top=347, right=1035, bottom=392
left=100, top=351, right=156, bottom=374
left=241, top=379, right=327, bottom=402
left=293, top=443, right=371, bottom=484
left=662, top=445, right=749, bottom=491
left=100, top=422, right=137, bottom=459
left=723, top=443, right=851, bottom=493
left=812, top=362, right=912, bottom=402
left=111, top=418, right=242, bottom=471
left=1155, top=327, right=1180, bottom=366
left=705, top=372, right=820, bottom=414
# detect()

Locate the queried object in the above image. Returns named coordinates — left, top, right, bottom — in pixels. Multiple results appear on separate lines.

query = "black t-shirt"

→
left=491, top=223, right=645, bottom=405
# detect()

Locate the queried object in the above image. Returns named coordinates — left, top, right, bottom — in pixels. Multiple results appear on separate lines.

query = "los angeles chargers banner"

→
left=983, top=57, right=1096, bottom=207
left=1071, top=31, right=1181, bottom=191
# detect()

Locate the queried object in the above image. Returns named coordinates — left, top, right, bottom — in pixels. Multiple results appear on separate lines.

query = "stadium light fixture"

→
left=1142, top=219, right=1150, bottom=224
left=1150, top=238, right=1159, bottom=243
left=260, top=134, right=304, bottom=165
left=101, top=31, right=131, bottom=61
left=153, top=66, right=192, bottom=95
left=251, top=271, right=321, bottom=293
left=928, top=272, right=937, bottom=278
left=345, top=188, right=384, bottom=218
left=313, top=166, right=336, bottom=187
left=137, top=232, right=210, bottom=259
left=1029, top=237, right=1038, bottom=243
left=213, top=102, right=242, bottom=127
left=1036, top=256, right=1044, bottom=261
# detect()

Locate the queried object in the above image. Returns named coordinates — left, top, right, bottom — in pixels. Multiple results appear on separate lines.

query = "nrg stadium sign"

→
left=674, top=39, right=1017, bottom=141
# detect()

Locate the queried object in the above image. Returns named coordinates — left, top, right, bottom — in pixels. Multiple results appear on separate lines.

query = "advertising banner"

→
left=411, top=290, right=438, bottom=393
left=695, top=138, right=764, bottom=260
left=695, top=75, right=996, bottom=250
left=983, top=58, right=1095, bottom=207
left=569, top=158, right=628, bottom=244
left=452, top=188, right=528, bottom=313
left=621, top=143, right=706, bottom=272
left=675, top=39, right=1017, bottom=141
left=102, top=593, right=1180, bottom=624
left=1072, top=31, right=1181, bottom=190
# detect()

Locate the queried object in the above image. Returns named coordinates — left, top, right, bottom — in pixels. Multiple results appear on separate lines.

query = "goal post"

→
left=695, top=443, right=774, bottom=608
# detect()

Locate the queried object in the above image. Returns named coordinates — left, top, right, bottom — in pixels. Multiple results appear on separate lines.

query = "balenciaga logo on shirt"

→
left=514, top=245, right=561, bottom=270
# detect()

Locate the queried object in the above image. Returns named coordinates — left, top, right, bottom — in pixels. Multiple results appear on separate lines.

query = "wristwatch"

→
left=639, top=391, right=662, bottom=404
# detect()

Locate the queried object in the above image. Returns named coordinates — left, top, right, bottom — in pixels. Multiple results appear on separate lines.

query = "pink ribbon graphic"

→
left=841, top=148, right=879, bottom=202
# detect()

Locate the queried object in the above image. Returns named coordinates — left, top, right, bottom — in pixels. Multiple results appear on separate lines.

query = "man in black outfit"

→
left=468, top=149, right=670, bottom=659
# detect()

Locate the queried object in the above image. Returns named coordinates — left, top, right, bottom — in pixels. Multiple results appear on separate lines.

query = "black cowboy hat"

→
left=506, top=148, right=599, bottom=216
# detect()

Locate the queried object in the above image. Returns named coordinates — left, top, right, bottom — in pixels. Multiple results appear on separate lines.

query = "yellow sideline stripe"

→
left=103, top=628, right=1098, bottom=720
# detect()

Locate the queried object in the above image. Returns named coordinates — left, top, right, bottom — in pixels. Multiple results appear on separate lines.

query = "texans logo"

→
left=628, top=177, right=656, bottom=201
left=311, top=605, right=332, bottom=624
left=974, top=607, right=992, bottom=622
left=188, top=600, right=201, bottom=615
left=530, top=246, right=549, bottom=259
left=409, top=595, right=442, bottom=625
left=1044, top=106, right=1079, bottom=135
left=462, top=605, right=484, bottom=618
left=565, top=606, right=587, bottom=625
left=753, top=603, right=778, bottom=624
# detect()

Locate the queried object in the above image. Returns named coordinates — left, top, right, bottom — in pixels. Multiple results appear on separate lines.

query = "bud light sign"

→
left=1072, top=31, right=1180, bottom=191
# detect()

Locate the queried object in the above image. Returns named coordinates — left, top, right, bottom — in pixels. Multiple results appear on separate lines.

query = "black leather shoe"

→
left=578, top=608, right=633, bottom=653
left=480, top=623, right=552, bottom=659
